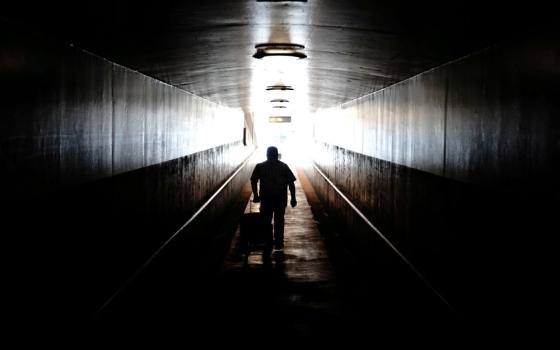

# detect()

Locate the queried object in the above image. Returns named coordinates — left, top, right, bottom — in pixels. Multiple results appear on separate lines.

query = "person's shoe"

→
left=275, top=242, right=284, bottom=250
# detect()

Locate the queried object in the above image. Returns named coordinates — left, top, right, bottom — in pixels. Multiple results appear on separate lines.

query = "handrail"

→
left=96, top=150, right=255, bottom=316
left=311, top=163, right=453, bottom=310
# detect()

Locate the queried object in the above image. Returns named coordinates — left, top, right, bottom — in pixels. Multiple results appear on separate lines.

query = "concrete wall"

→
left=308, top=37, right=560, bottom=326
left=1, top=22, right=255, bottom=320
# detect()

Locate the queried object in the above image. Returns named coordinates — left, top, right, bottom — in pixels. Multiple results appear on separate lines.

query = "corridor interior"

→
left=97, top=163, right=455, bottom=340
left=2, top=0, right=557, bottom=341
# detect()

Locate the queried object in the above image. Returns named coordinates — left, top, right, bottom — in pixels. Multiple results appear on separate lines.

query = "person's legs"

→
left=273, top=205, right=286, bottom=249
left=259, top=201, right=274, bottom=253
left=260, top=201, right=273, bottom=225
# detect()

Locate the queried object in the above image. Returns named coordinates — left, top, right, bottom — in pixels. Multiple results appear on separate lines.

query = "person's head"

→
left=266, top=146, right=279, bottom=161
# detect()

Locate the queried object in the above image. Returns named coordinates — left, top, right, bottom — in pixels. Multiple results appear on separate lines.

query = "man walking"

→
left=251, top=146, right=297, bottom=250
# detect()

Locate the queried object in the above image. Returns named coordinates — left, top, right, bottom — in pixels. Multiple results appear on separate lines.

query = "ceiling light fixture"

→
left=273, top=106, right=287, bottom=108
left=253, top=43, right=307, bottom=59
left=270, top=99, right=289, bottom=103
left=266, top=85, right=294, bottom=91
left=269, top=116, right=292, bottom=123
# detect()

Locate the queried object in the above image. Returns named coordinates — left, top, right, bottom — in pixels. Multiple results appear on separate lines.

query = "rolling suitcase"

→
left=239, top=205, right=272, bottom=257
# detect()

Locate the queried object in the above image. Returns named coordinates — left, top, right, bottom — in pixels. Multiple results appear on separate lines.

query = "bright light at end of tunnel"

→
left=253, top=108, right=313, bottom=168
left=249, top=55, right=309, bottom=119
left=248, top=2, right=312, bottom=166
left=249, top=52, right=311, bottom=166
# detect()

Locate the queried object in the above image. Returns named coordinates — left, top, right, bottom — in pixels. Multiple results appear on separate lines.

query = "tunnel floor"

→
left=216, top=168, right=342, bottom=340
left=98, top=167, right=458, bottom=342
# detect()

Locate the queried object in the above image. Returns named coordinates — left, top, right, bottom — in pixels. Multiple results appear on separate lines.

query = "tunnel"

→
left=1, top=0, right=559, bottom=342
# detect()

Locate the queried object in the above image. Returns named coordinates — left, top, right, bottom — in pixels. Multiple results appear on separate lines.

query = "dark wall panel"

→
left=1, top=25, right=115, bottom=198
left=445, top=40, right=560, bottom=189
left=57, top=52, right=114, bottom=186
left=1, top=22, right=255, bottom=320
left=309, top=37, right=560, bottom=327
left=112, top=67, right=147, bottom=173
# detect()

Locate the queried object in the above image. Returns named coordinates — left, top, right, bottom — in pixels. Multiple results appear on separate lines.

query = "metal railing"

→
left=311, top=162, right=453, bottom=310
left=96, top=151, right=255, bottom=316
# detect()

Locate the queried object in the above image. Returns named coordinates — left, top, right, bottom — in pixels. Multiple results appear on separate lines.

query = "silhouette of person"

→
left=251, top=146, right=297, bottom=250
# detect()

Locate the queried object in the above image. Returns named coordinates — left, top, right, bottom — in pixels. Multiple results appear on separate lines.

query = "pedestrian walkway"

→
left=96, top=165, right=457, bottom=342
left=218, top=167, right=342, bottom=339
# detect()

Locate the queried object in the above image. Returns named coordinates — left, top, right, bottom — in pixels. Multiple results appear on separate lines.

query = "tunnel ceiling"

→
left=3, top=0, right=552, bottom=112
